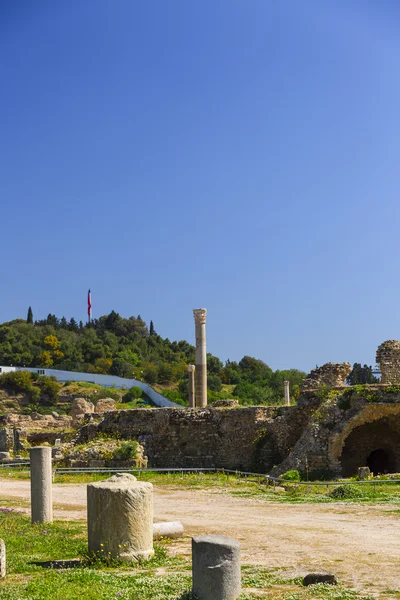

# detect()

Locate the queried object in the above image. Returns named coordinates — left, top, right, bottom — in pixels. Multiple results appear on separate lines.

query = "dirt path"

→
left=1, top=480, right=400, bottom=597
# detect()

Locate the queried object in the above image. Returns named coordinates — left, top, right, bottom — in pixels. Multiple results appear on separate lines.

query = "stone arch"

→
left=329, top=404, right=400, bottom=477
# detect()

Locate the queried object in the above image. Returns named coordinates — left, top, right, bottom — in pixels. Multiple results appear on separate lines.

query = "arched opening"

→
left=340, top=417, right=400, bottom=477
left=367, top=448, right=392, bottom=475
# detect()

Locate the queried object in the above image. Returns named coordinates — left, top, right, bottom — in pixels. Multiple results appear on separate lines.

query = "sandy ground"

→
left=1, top=479, right=400, bottom=597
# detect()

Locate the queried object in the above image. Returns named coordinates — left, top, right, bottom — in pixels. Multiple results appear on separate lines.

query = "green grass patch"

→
left=0, top=512, right=380, bottom=599
left=3, top=470, right=400, bottom=504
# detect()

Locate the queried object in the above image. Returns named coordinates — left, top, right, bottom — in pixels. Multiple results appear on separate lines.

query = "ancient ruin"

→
left=284, top=380, right=290, bottom=405
left=376, top=340, right=400, bottom=383
left=3, top=340, right=400, bottom=480
left=188, top=364, right=195, bottom=408
left=87, top=473, right=153, bottom=562
left=193, top=308, right=207, bottom=407
left=30, top=446, right=53, bottom=523
left=192, top=535, right=241, bottom=600
left=300, top=362, right=351, bottom=390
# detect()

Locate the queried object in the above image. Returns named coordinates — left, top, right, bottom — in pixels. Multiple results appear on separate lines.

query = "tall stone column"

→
left=193, top=309, right=207, bottom=408
left=188, top=365, right=196, bottom=408
left=284, top=380, right=290, bottom=406
left=30, top=446, right=53, bottom=524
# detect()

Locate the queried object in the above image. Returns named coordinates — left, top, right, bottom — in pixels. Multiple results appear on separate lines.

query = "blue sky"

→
left=1, top=1, right=400, bottom=372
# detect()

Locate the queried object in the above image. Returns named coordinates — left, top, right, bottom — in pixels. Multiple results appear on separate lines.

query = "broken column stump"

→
left=87, top=473, right=153, bottom=562
left=192, top=534, right=241, bottom=600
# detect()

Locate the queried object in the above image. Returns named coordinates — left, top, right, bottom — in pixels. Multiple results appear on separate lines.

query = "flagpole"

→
left=87, top=289, right=92, bottom=325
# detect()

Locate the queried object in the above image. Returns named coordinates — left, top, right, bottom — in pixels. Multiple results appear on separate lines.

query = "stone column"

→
left=188, top=365, right=196, bottom=408
left=192, top=534, right=241, bottom=600
left=87, top=473, right=153, bottom=562
left=284, top=380, right=290, bottom=406
left=193, top=308, right=207, bottom=408
left=30, top=446, right=53, bottom=524
left=153, top=521, right=184, bottom=539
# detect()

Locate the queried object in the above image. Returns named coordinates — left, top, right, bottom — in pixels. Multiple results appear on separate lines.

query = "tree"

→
left=123, top=386, right=143, bottom=402
left=149, top=320, right=155, bottom=336
left=69, top=318, right=79, bottom=332
left=207, top=373, right=222, bottom=392
left=46, top=314, right=58, bottom=327
left=347, top=363, right=378, bottom=385
left=238, top=356, right=272, bottom=383
left=94, top=357, right=113, bottom=374
left=207, top=354, right=223, bottom=374
left=44, top=335, right=61, bottom=350
left=39, top=350, right=53, bottom=367
left=27, top=307, right=33, bottom=324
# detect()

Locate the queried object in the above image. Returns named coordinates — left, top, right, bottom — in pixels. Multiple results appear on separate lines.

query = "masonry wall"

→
left=78, top=406, right=308, bottom=471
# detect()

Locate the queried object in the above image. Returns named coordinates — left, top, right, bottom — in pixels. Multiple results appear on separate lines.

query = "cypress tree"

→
left=150, top=320, right=155, bottom=336
left=27, top=306, right=33, bottom=324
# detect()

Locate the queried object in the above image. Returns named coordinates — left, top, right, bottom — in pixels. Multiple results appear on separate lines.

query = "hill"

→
left=0, top=310, right=306, bottom=406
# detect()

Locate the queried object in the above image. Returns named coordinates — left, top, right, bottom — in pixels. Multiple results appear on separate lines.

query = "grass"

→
left=3, top=469, right=400, bottom=504
left=0, top=512, right=378, bottom=600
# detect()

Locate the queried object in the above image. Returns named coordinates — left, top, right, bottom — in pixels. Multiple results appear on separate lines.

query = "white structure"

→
left=0, top=366, right=178, bottom=408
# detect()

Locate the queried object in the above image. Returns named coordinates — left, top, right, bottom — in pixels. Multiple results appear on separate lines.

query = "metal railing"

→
left=1, top=463, right=400, bottom=490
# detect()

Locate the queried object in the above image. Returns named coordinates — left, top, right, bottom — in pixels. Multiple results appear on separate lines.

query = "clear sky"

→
left=1, top=0, right=400, bottom=372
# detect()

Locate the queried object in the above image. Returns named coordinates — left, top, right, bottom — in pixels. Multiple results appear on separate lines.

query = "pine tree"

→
left=149, top=320, right=155, bottom=336
left=27, top=306, right=33, bottom=324
left=69, top=317, right=79, bottom=332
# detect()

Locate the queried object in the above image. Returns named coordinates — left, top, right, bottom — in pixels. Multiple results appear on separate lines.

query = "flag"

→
left=88, top=289, right=92, bottom=320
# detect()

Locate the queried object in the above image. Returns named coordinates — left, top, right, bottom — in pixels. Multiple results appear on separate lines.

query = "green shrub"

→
left=95, top=387, right=121, bottom=401
left=37, top=376, right=60, bottom=402
left=281, top=469, right=301, bottom=481
left=122, top=386, right=143, bottom=402
left=159, top=388, right=187, bottom=406
left=0, top=370, right=33, bottom=393
left=328, top=484, right=363, bottom=499
left=113, top=440, right=139, bottom=461
left=29, top=387, right=41, bottom=402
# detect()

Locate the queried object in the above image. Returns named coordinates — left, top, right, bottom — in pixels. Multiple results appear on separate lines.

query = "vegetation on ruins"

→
left=0, top=311, right=306, bottom=407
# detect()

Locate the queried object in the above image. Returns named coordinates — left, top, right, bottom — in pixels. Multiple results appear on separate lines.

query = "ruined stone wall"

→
left=78, top=406, right=309, bottom=471
left=301, top=362, right=351, bottom=391
left=0, top=413, right=72, bottom=430
left=376, top=340, right=400, bottom=384
left=270, top=387, right=400, bottom=477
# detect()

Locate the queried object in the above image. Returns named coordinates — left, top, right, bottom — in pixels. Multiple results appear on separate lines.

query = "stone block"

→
left=153, top=521, right=184, bottom=539
left=358, top=466, right=371, bottom=480
left=94, top=398, right=116, bottom=413
left=0, top=428, right=13, bottom=452
left=192, top=534, right=241, bottom=600
left=303, top=573, right=338, bottom=586
left=87, top=473, right=153, bottom=562
left=0, top=538, right=5, bottom=578
left=0, top=452, right=10, bottom=460
left=71, top=398, right=94, bottom=423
